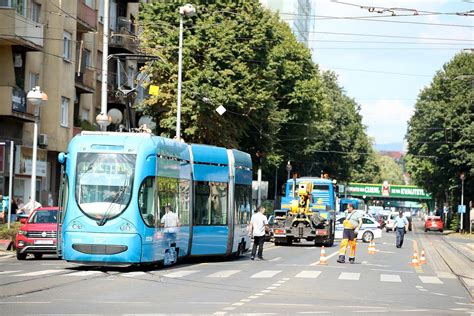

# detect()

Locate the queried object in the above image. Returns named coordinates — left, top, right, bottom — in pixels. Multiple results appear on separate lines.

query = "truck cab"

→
left=276, top=177, right=337, bottom=246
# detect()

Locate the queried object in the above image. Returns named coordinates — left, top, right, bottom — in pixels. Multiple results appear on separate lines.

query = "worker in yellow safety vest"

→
left=337, top=203, right=363, bottom=264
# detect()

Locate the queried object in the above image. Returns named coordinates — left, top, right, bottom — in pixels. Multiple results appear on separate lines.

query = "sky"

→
left=303, top=0, right=473, bottom=149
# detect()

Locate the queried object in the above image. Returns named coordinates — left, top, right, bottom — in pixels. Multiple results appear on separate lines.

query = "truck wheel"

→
left=287, top=237, right=293, bottom=246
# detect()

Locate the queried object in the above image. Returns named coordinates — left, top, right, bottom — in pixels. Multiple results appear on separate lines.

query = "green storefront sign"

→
left=346, top=183, right=431, bottom=200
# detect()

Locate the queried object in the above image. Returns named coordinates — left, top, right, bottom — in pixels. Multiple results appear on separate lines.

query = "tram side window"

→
left=138, top=177, right=155, bottom=227
left=156, top=176, right=190, bottom=227
left=234, top=184, right=251, bottom=225
left=194, top=181, right=228, bottom=225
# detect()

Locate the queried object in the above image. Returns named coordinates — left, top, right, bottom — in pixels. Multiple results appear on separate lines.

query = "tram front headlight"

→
left=120, top=223, right=132, bottom=231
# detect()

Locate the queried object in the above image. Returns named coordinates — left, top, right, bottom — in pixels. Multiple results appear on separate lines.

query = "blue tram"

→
left=57, top=132, right=252, bottom=265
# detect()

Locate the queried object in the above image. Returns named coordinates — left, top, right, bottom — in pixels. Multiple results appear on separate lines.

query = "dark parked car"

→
left=15, top=207, right=59, bottom=260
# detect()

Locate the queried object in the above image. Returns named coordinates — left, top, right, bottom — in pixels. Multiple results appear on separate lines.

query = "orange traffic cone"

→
left=368, top=241, right=376, bottom=254
left=410, top=250, right=420, bottom=266
left=420, top=248, right=426, bottom=264
left=319, top=246, right=328, bottom=265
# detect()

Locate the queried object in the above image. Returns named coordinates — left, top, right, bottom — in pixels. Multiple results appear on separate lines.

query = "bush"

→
left=450, top=213, right=460, bottom=232
left=0, top=222, right=22, bottom=244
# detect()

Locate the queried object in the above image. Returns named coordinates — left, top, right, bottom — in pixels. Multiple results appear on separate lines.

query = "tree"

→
left=406, top=52, right=473, bottom=208
left=139, top=0, right=378, bottom=194
left=377, top=155, right=405, bottom=185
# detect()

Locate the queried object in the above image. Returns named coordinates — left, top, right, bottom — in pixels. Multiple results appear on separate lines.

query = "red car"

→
left=15, top=207, right=59, bottom=260
left=424, top=216, right=443, bottom=233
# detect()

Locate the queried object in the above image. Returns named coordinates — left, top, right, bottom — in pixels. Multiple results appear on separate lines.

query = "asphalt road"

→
left=0, top=220, right=472, bottom=315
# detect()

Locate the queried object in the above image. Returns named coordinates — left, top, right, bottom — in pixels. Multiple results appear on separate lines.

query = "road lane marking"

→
left=380, top=274, right=401, bottom=282
left=310, top=250, right=340, bottom=266
left=419, top=276, right=443, bottom=284
left=162, top=270, right=199, bottom=278
left=338, top=272, right=360, bottom=280
left=0, top=270, right=22, bottom=275
left=270, top=257, right=282, bottom=261
left=250, top=270, right=281, bottom=278
left=295, top=271, right=322, bottom=278
left=63, top=271, right=103, bottom=277
left=432, top=292, right=447, bottom=296
left=121, top=271, right=148, bottom=277
left=207, top=270, right=241, bottom=278
left=14, top=269, right=63, bottom=277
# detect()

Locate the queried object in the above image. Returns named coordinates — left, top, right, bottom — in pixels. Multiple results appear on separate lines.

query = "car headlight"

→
left=18, top=230, right=26, bottom=235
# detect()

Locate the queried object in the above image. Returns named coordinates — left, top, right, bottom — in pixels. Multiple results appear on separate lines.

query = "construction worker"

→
left=337, top=203, right=363, bottom=264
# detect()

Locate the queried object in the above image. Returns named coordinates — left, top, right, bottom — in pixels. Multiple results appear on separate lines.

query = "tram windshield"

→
left=75, top=152, right=135, bottom=222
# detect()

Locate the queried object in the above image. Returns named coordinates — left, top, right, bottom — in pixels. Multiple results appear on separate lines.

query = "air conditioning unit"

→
left=38, top=134, right=48, bottom=146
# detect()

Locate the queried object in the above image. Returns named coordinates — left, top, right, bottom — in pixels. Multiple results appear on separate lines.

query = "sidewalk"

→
left=0, top=249, right=14, bottom=258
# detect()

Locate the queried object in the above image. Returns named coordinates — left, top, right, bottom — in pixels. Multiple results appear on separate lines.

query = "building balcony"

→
left=109, top=17, right=138, bottom=53
left=75, top=68, right=96, bottom=93
left=0, top=6, right=43, bottom=49
left=0, top=85, right=35, bottom=122
left=77, top=1, right=97, bottom=32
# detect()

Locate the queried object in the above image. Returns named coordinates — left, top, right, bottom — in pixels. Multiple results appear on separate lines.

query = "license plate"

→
left=34, top=240, right=54, bottom=245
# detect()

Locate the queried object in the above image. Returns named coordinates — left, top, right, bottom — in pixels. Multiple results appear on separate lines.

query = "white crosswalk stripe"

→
left=0, top=268, right=449, bottom=287
left=419, top=276, right=443, bottom=284
left=250, top=270, right=281, bottom=278
left=14, top=269, right=64, bottom=277
left=380, top=274, right=401, bottom=282
left=295, top=271, right=322, bottom=278
left=207, top=270, right=241, bottom=278
left=162, top=270, right=199, bottom=278
left=338, top=272, right=360, bottom=280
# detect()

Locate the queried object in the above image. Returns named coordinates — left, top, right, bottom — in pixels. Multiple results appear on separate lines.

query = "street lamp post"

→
left=460, top=172, right=465, bottom=232
left=176, top=3, right=196, bottom=141
left=26, top=86, right=47, bottom=206
left=286, top=161, right=292, bottom=180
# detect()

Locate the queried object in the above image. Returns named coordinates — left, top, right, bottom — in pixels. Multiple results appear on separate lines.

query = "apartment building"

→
left=0, top=0, right=139, bottom=206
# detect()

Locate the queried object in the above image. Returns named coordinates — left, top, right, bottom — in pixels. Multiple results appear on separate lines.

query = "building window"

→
left=0, top=0, right=12, bottom=8
left=16, top=0, right=26, bottom=16
left=60, top=97, right=69, bottom=127
left=81, top=109, right=89, bottom=121
left=29, top=1, right=40, bottom=22
left=63, top=31, right=72, bottom=61
left=84, top=0, right=93, bottom=8
left=28, top=72, right=39, bottom=91
left=83, top=49, right=91, bottom=68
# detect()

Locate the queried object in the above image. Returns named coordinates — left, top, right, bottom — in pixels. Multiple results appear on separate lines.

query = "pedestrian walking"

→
left=249, top=206, right=269, bottom=261
left=337, top=203, right=362, bottom=264
left=394, top=210, right=409, bottom=248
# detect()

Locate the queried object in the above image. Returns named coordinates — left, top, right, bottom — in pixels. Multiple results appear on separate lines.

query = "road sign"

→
left=457, top=205, right=466, bottom=214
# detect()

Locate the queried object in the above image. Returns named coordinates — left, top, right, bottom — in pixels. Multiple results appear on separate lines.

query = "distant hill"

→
left=375, top=142, right=404, bottom=151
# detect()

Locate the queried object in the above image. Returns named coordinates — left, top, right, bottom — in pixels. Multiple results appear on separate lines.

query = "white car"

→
left=335, top=214, right=382, bottom=242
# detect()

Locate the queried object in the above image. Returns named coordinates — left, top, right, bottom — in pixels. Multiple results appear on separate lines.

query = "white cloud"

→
left=359, top=99, right=414, bottom=144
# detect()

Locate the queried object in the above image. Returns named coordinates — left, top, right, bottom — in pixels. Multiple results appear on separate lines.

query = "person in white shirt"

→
left=249, top=206, right=269, bottom=261
left=160, top=205, right=180, bottom=233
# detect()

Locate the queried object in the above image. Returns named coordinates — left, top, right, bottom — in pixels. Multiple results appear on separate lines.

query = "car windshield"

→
left=75, top=152, right=135, bottom=221
left=30, top=210, right=57, bottom=224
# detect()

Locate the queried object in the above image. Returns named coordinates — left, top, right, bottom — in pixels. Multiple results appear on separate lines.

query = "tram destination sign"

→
left=346, top=183, right=431, bottom=199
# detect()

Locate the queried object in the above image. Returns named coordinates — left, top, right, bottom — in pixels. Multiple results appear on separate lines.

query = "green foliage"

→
left=0, top=222, right=21, bottom=244
left=139, top=0, right=378, bottom=190
left=406, top=52, right=473, bottom=205
left=450, top=213, right=460, bottom=232
left=377, top=155, right=405, bottom=185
